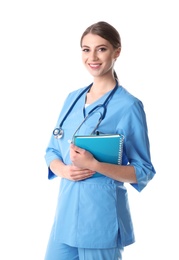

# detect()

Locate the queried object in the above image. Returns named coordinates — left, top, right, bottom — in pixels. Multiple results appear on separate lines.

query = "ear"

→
left=114, top=47, right=121, bottom=59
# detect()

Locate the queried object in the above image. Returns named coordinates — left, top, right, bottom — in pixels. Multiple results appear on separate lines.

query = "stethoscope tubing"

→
left=60, top=85, right=92, bottom=128
left=53, top=82, right=119, bottom=139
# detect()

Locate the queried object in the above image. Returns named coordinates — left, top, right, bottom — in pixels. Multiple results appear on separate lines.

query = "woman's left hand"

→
left=70, top=143, right=96, bottom=170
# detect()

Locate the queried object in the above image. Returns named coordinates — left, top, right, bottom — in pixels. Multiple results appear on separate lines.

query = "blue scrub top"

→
left=45, top=84, right=156, bottom=248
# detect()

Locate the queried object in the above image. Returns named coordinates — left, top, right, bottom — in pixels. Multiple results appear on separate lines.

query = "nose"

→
left=89, top=50, right=98, bottom=61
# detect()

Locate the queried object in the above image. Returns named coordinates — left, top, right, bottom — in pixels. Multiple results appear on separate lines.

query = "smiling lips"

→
left=89, top=63, right=101, bottom=69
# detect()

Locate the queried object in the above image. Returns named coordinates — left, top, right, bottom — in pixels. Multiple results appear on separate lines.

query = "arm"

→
left=70, top=143, right=137, bottom=183
left=70, top=100, right=156, bottom=191
left=45, top=90, right=95, bottom=181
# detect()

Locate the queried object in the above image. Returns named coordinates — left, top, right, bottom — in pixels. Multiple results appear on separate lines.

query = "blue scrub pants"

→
left=44, top=240, right=123, bottom=260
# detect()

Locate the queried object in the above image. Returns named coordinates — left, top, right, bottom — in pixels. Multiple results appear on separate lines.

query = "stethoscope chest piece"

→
left=53, top=127, right=64, bottom=139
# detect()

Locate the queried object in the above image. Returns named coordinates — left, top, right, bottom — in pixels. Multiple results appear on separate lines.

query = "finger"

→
left=70, top=143, right=83, bottom=154
left=70, top=170, right=94, bottom=180
left=74, top=173, right=93, bottom=181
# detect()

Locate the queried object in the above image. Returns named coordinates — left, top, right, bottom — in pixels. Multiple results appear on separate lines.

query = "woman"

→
left=44, top=21, right=156, bottom=260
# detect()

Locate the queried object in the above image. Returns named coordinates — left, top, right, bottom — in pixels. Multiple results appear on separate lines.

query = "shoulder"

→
left=66, top=85, right=91, bottom=102
left=118, top=86, right=140, bottom=101
left=117, top=86, right=143, bottom=108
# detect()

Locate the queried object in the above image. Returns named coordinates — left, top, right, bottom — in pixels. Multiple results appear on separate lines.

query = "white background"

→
left=0, top=0, right=178, bottom=259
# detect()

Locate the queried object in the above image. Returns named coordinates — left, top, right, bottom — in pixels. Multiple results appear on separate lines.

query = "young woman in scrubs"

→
left=44, top=21, right=156, bottom=260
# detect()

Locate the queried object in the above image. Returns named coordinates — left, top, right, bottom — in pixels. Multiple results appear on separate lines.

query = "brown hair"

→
left=80, top=21, right=121, bottom=80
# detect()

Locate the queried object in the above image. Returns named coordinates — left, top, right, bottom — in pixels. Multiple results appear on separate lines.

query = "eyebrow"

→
left=81, top=44, right=108, bottom=48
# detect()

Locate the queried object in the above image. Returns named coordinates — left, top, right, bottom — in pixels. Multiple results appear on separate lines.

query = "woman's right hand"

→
left=63, top=164, right=95, bottom=181
left=49, top=159, right=95, bottom=181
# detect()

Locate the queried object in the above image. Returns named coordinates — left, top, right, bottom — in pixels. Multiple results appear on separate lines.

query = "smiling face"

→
left=81, top=33, right=120, bottom=79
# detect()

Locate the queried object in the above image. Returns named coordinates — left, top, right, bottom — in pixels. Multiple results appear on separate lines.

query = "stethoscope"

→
left=53, top=82, right=119, bottom=139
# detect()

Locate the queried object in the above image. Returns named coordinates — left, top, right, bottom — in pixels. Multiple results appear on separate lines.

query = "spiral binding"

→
left=118, top=135, right=124, bottom=165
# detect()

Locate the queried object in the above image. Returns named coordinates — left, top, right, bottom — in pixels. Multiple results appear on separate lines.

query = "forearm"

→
left=90, top=160, right=137, bottom=183
left=49, top=159, right=66, bottom=178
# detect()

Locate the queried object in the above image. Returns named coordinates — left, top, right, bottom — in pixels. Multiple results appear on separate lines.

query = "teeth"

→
left=90, top=64, right=100, bottom=67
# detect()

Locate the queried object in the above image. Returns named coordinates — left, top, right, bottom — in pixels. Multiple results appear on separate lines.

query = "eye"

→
left=98, top=47, right=107, bottom=52
left=82, top=48, right=90, bottom=52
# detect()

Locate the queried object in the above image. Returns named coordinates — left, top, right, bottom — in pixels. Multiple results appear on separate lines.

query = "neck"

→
left=86, top=79, right=118, bottom=105
left=90, top=78, right=117, bottom=94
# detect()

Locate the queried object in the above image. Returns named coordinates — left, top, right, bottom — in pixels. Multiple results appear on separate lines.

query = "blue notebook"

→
left=73, top=134, right=124, bottom=177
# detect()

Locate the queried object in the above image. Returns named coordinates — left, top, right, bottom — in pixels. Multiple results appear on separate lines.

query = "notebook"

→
left=73, top=134, right=124, bottom=177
